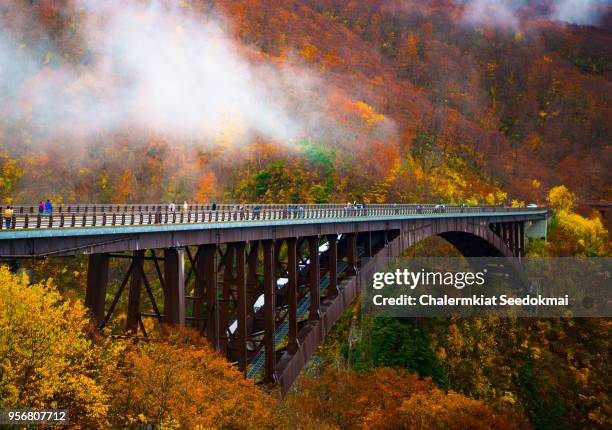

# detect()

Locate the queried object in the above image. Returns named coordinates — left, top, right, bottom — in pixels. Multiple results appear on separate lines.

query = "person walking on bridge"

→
left=38, top=201, right=44, bottom=214
left=44, top=199, right=52, bottom=216
left=4, top=206, right=13, bottom=228
left=183, top=201, right=189, bottom=212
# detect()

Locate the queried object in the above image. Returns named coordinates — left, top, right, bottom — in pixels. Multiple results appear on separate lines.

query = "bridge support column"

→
left=263, top=240, right=276, bottom=383
left=287, top=238, right=298, bottom=354
left=126, top=250, right=144, bottom=333
left=85, top=253, right=109, bottom=326
left=346, top=233, right=356, bottom=276
left=192, top=247, right=205, bottom=331
left=219, top=245, right=235, bottom=353
left=513, top=223, right=520, bottom=257
left=164, top=248, right=185, bottom=326
left=202, top=244, right=219, bottom=349
left=327, top=234, right=338, bottom=295
left=235, top=242, right=248, bottom=372
left=502, top=223, right=509, bottom=247
left=247, top=242, right=260, bottom=310
left=363, top=231, right=372, bottom=257
left=519, top=223, right=525, bottom=258
left=308, top=236, right=320, bottom=321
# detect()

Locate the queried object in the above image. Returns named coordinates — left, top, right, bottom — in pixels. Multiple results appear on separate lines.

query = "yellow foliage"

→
left=0, top=265, right=108, bottom=428
left=547, top=185, right=575, bottom=212
left=552, top=211, right=608, bottom=256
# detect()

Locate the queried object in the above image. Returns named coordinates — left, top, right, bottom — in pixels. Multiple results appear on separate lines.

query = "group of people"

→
left=3, top=200, right=54, bottom=228
left=167, top=201, right=218, bottom=212
left=168, top=201, right=190, bottom=213
left=345, top=201, right=368, bottom=215
left=38, top=199, right=53, bottom=215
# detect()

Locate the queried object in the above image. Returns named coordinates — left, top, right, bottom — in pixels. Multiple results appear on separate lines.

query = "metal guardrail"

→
left=0, top=203, right=546, bottom=231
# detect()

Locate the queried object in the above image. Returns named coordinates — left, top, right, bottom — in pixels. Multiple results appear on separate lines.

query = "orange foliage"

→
left=287, top=367, right=521, bottom=430
left=103, top=328, right=280, bottom=429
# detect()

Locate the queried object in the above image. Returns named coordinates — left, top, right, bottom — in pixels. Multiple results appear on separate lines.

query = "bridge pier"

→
left=235, top=242, right=248, bottom=372
left=247, top=242, right=260, bottom=311
left=327, top=235, right=338, bottom=296
left=287, top=238, right=298, bottom=354
left=519, top=223, right=525, bottom=257
left=308, top=236, right=320, bottom=321
left=345, top=233, right=356, bottom=276
left=85, top=253, right=109, bottom=326
left=191, top=247, right=205, bottom=331
left=262, top=239, right=276, bottom=383
left=163, top=248, right=185, bottom=326
left=219, top=245, right=235, bottom=354
left=362, top=231, right=372, bottom=257
left=201, top=244, right=218, bottom=349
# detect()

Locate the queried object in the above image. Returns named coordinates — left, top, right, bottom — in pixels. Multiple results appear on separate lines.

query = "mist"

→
left=553, top=0, right=603, bottom=25
left=0, top=0, right=349, bottom=146
left=459, top=0, right=523, bottom=30
left=456, top=1, right=608, bottom=29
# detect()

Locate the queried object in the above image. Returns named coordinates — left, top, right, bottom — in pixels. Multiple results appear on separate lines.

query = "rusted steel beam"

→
left=126, top=250, right=145, bottom=333
left=192, top=246, right=206, bottom=330
left=513, top=223, right=520, bottom=257
left=308, top=236, right=320, bottom=321
left=219, top=244, right=235, bottom=354
left=100, top=262, right=133, bottom=330
left=287, top=237, right=298, bottom=354
left=85, top=253, right=109, bottom=325
left=0, top=212, right=548, bottom=258
left=163, top=248, right=185, bottom=326
left=274, top=239, right=285, bottom=278
left=262, top=239, right=276, bottom=383
left=235, top=242, right=248, bottom=372
left=327, top=235, right=338, bottom=295
left=141, top=268, right=162, bottom=324
left=346, top=233, right=356, bottom=276
left=519, top=222, right=525, bottom=258
left=363, top=231, right=372, bottom=257
left=202, top=244, right=219, bottom=349
left=247, top=241, right=260, bottom=309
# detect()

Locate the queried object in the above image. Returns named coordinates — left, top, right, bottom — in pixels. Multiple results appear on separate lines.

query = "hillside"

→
left=1, top=0, right=609, bottom=208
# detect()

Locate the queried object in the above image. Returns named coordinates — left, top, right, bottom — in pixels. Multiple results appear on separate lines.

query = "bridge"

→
left=0, top=203, right=548, bottom=394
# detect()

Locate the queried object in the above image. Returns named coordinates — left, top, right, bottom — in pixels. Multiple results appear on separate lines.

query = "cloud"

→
left=455, top=1, right=609, bottom=29
left=552, top=0, right=603, bottom=25
left=459, top=0, right=523, bottom=30
left=0, top=0, right=348, bottom=146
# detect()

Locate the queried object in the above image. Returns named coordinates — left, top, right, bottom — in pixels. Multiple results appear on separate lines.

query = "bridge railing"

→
left=0, top=204, right=545, bottom=231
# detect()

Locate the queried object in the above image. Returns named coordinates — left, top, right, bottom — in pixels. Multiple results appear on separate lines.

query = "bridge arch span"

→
left=277, top=217, right=528, bottom=393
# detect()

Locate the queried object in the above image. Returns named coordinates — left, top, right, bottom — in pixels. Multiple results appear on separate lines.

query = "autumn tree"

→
left=286, top=367, right=521, bottom=429
left=546, top=185, right=609, bottom=256
left=102, top=327, right=281, bottom=429
left=0, top=265, right=108, bottom=428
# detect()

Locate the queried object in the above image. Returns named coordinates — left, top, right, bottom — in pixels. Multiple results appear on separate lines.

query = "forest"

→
left=0, top=0, right=610, bottom=429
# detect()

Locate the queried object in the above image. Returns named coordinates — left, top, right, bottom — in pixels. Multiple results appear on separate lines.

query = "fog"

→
left=456, top=0, right=608, bottom=29
left=0, top=0, right=344, bottom=146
